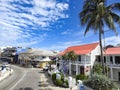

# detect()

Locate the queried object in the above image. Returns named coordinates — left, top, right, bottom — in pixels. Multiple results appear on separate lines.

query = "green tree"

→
left=93, top=64, right=103, bottom=75
left=63, top=51, right=77, bottom=61
left=80, top=0, right=120, bottom=74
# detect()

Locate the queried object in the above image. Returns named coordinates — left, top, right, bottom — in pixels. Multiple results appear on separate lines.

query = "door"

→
left=118, top=72, right=120, bottom=81
left=80, top=66, right=84, bottom=74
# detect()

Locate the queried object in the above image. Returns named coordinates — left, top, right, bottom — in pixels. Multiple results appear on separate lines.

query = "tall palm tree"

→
left=80, top=0, right=120, bottom=74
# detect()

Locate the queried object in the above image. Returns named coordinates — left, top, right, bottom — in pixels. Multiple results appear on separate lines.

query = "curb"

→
left=0, top=69, right=13, bottom=82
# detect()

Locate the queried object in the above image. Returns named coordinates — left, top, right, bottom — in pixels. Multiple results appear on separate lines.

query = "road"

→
left=0, top=65, right=42, bottom=90
left=12, top=68, right=41, bottom=90
left=0, top=65, right=25, bottom=90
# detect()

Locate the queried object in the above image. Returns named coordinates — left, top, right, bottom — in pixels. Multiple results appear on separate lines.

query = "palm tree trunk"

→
left=99, top=26, right=105, bottom=75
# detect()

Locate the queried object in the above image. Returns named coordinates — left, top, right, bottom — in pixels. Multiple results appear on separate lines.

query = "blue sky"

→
left=0, top=0, right=120, bottom=50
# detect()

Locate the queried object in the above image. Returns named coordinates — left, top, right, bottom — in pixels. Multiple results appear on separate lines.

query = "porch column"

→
left=113, top=56, right=115, bottom=65
left=85, top=55, right=86, bottom=64
left=76, top=63, right=78, bottom=75
left=69, top=62, right=71, bottom=75
left=110, top=65, right=113, bottom=80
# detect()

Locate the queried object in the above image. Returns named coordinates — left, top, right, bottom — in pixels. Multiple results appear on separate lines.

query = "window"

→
left=110, top=56, right=113, bottom=64
left=115, top=56, right=120, bottom=64
left=104, top=56, right=106, bottom=63
left=78, top=55, right=81, bottom=61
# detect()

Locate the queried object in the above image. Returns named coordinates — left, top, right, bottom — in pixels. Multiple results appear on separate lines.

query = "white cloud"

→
left=104, top=36, right=120, bottom=46
left=61, top=29, right=71, bottom=35
left=0, top=0, right=69, bottom=47
left=44, top=40, right=83, bottom=50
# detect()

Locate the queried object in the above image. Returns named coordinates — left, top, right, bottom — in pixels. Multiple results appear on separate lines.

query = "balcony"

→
left=71, top=60, right=91, bottom=64
left=108, top=63, right=120, bottom=66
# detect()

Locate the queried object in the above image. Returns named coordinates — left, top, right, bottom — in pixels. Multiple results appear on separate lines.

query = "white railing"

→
left=107, top=63, right=120, bottom=67
left=71, top=60, right=91, bottom=64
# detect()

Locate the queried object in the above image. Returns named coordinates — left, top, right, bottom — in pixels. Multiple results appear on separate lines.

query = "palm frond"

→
left=84, top=18, right=95, bottom=36
left=80, top=8, right=95, bottom=18
left=110, top=12, right=120, bottom=24
left=107, top=3, right=120, bottom=11
left=104, top=13, right=118, bottom=35
left=83, top=0, right=106, bottom=9
left=80, top=13, right=93, bottom=25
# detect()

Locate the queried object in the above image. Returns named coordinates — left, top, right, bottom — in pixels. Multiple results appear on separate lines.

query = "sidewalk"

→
left=0, top=69, right=13, bottom=82
left=39, top=70, right=77, bottom=90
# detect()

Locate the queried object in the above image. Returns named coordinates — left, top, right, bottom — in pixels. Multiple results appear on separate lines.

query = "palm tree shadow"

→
left=15, top=87, right=33, bottom=90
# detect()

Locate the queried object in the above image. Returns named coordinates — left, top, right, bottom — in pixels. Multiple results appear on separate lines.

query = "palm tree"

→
left=80, top=0, right=120, bottom=74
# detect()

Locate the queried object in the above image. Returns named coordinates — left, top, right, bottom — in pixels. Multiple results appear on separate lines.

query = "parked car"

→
left=43, top=66, right=49, bottom=71
left=2, top=62, right=9, bottom=67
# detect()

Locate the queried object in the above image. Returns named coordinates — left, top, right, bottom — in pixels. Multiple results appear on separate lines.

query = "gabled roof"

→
left=59, top=42, right=99, bottom=55
left=105, top=47, right=120, bottom=55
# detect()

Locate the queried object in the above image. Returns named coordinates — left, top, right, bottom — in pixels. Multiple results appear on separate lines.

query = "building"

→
left=18, top=48, right=56, bottom=68
left=57, top=42, right=100, bottom=76
left=0, top=47, right=18, bottom=63
left=104, top=47, right=120, bottom=81
left=58, top=42, right=120, bottom=81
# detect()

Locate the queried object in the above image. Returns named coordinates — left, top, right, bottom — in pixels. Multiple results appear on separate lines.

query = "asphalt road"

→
left=0, top=65, right=25, bottom=90
left=0, top=65, right=42, bottom=90
left=12, top=68, right=41, bottom=90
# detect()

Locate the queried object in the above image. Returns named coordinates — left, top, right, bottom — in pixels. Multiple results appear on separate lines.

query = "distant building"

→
left=18, top=48, right=56, bottom=68
left=1, top=47, right=18, bottom=63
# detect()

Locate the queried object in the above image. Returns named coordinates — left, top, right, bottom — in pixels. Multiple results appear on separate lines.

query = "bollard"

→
left=68, top=76, right=73, bottom=90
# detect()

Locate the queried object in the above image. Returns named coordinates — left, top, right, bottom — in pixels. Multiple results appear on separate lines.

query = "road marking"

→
left=9, top=71, right=26, bottom=90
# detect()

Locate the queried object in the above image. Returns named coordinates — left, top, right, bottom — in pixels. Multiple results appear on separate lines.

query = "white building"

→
left=58, top=43, right=120, bottom=81
left=104, top=47, right=120, bottom=81
left=58, top=43, right=100, bottom=76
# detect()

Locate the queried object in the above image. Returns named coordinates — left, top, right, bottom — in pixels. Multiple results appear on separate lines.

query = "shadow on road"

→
left=14, top=87, right=33, bottom=90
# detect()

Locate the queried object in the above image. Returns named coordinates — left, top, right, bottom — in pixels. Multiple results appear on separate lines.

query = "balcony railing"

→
left=107, top=63, right=120, bottom=67
left=70, top=60, right=91, bottom=64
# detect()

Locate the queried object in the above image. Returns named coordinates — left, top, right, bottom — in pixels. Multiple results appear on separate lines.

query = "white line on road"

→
left=10, top=71, right=26, bottom=90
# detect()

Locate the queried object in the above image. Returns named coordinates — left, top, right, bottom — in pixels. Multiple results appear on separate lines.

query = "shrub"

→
left=64, top=79, right=68, bottom=86
left=52, top=73, right=56, bottom=81
left=83, top=74, right=117, bottom=90
left=63, top=79, right=69, bottom=88
left=75, top=74, right=88, bottom=81
left=56, top=79, right=63, bottom=86
left=58, top=73, right=64, bottom=81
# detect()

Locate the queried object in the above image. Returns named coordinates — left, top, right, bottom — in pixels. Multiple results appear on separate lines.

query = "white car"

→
left=2, top=62, right=9, bottom=67
left=43, top=66, right=49, bottom=71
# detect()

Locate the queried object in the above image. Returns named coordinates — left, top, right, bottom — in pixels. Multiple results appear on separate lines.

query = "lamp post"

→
left=89, top=53, right=92, bottom=78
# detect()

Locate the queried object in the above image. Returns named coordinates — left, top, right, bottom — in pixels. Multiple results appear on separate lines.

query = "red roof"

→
left=105, top=47, right=120, bottom=55
left=59, top=42, right=99, bottom=55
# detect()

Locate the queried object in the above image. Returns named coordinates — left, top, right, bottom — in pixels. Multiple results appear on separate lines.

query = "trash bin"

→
left=77, top=80, right=84, bottom=90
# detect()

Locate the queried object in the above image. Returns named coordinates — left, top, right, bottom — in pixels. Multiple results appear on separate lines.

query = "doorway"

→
left=118, top=72, right=120, bottom=81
